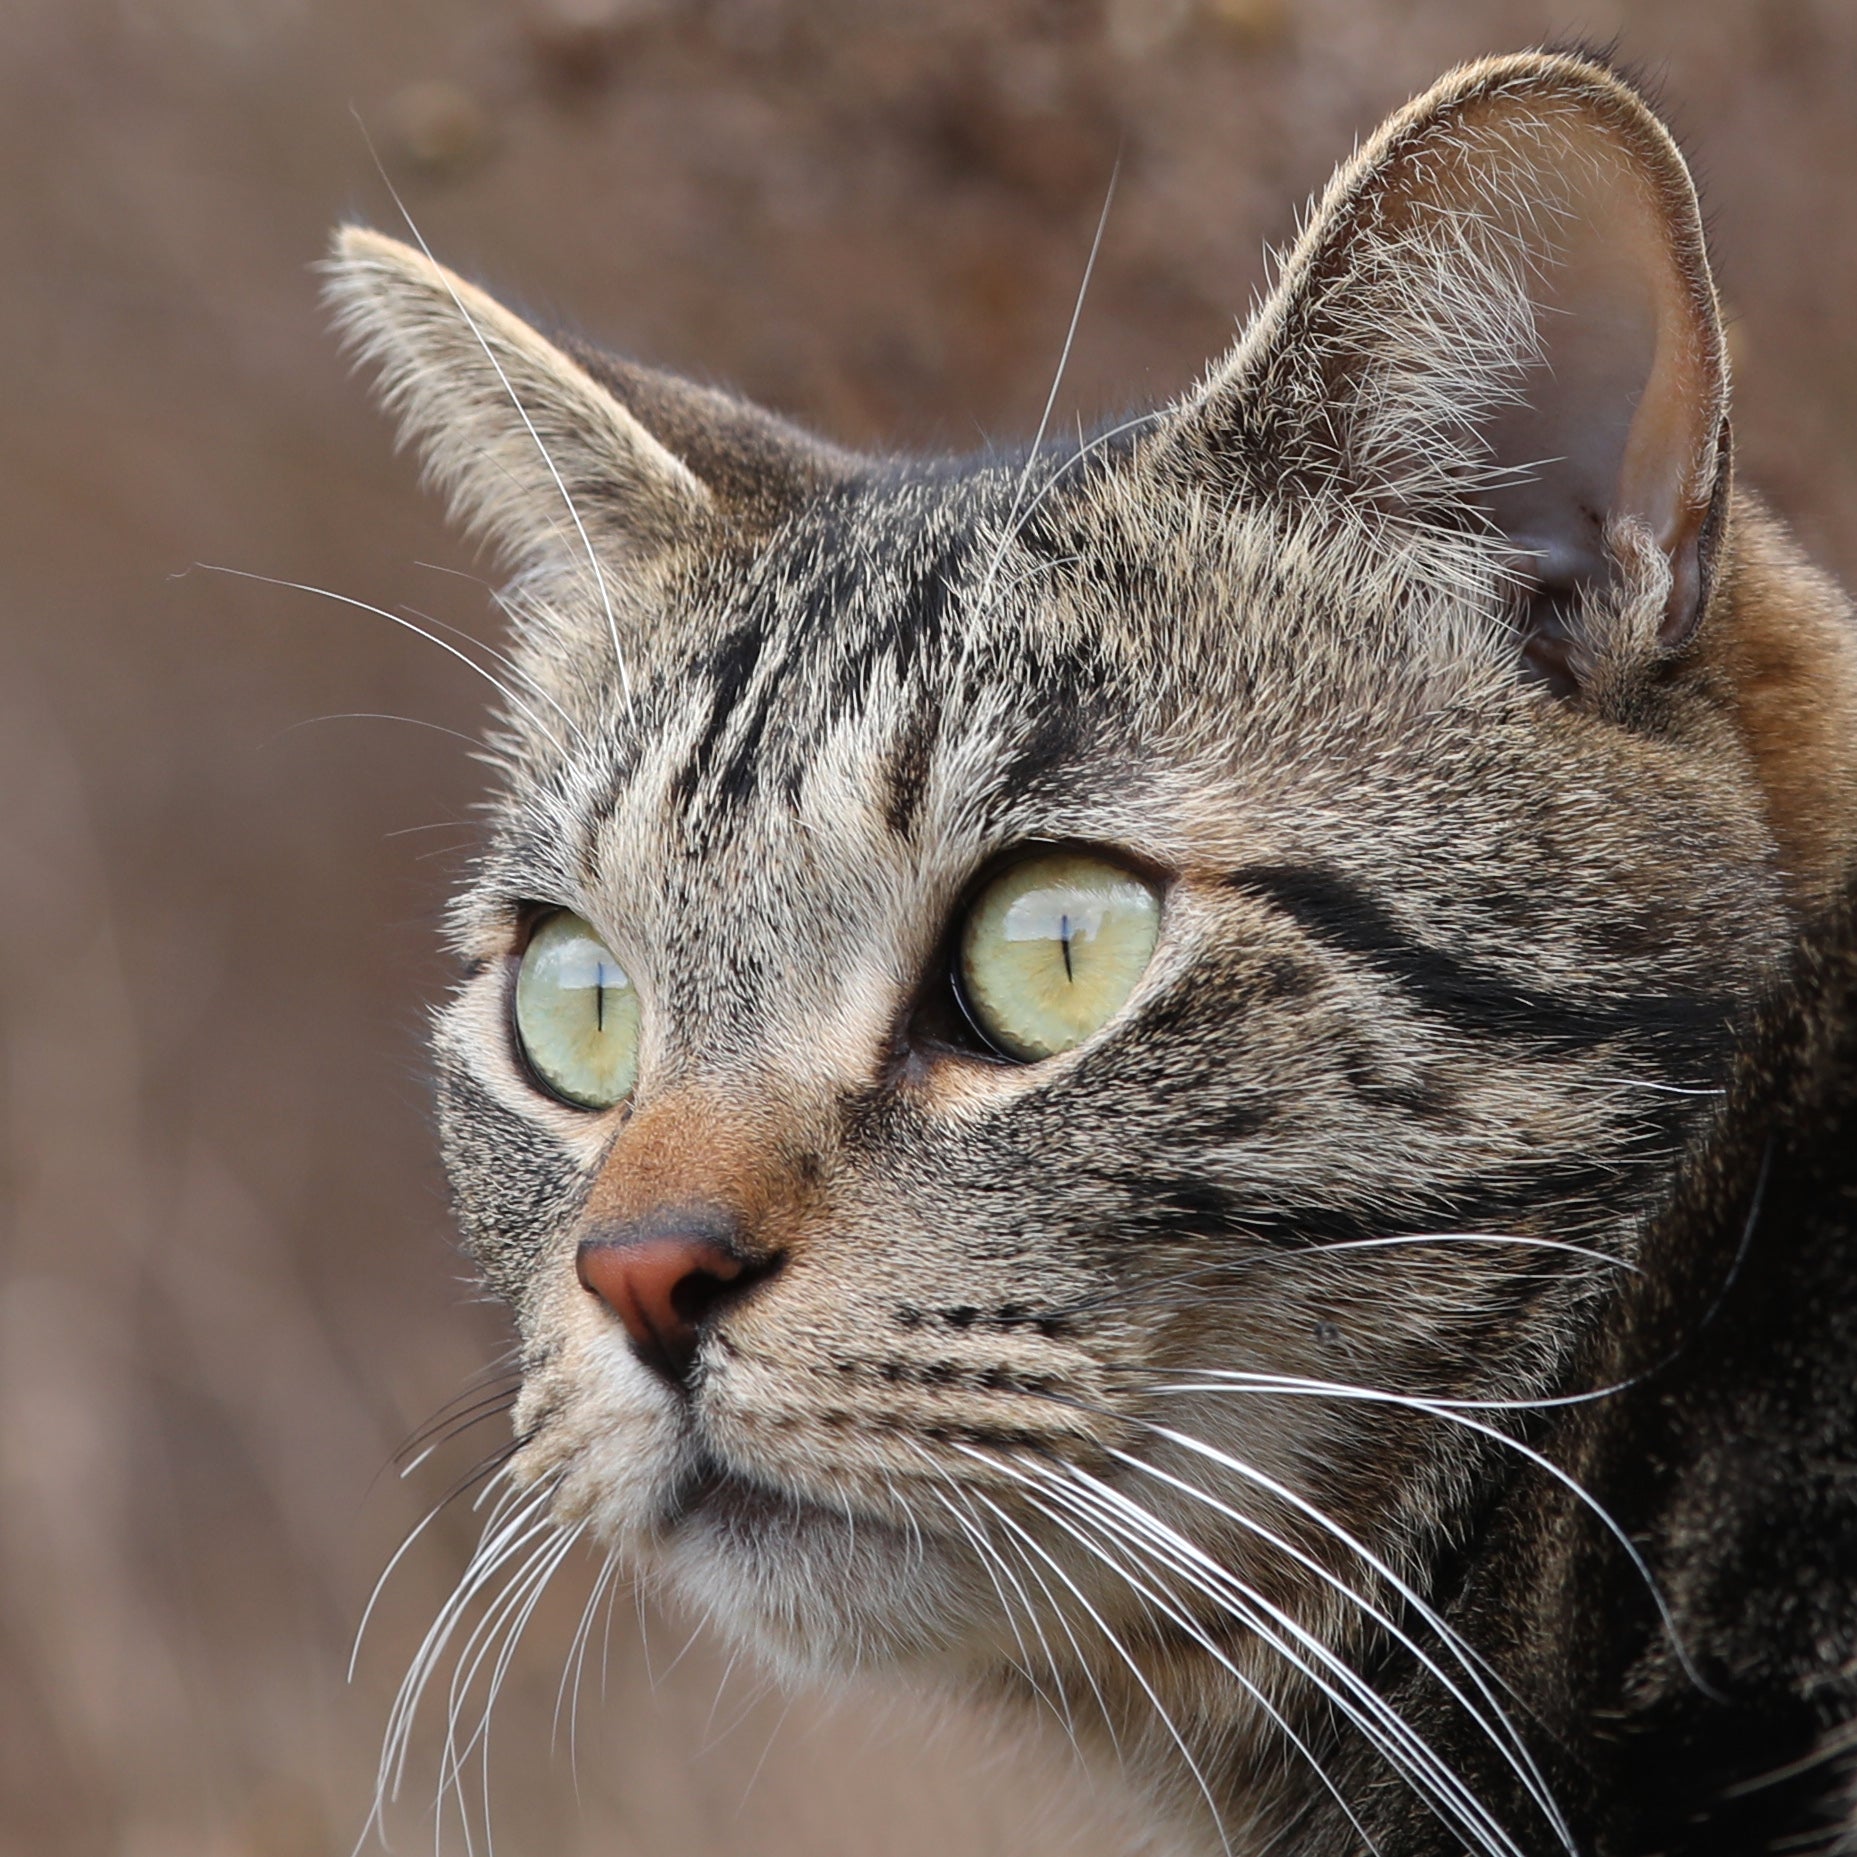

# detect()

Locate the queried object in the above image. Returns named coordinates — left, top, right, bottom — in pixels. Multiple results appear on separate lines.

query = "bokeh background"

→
left=3, top=1, right=1854, bottom=1853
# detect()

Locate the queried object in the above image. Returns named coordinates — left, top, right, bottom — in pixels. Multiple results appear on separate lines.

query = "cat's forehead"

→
left=629, top=447, right=1453, bottom=780
left=490, top=451, right=1512, bottom=946
left=672, top=461, right=1097, bottom=700
left=618, top=464, right=1143, bottom=829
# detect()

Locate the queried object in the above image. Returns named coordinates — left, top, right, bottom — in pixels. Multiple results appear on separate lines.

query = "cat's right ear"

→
left=323, top=227, right=856, bottom=588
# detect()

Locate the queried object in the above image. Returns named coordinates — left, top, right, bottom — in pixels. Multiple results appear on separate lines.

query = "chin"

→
left=520, top=1345, right=1017, bottom=1679
left=648, top=1462, right=979, bottom=1678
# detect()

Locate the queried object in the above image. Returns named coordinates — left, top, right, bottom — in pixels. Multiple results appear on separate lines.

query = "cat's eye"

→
left=513, top=911, right=641, bottom=1110
left=957, top=850, right=1162, bottom=1062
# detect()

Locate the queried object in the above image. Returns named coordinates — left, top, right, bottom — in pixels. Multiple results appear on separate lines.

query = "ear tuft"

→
left=323, top=225, right=714, bottom=580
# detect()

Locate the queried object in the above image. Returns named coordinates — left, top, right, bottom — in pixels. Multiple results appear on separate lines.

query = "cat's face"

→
left=335, top=49, right=1801, bottom=1815
left=424, top=438, right=1779, bottom=1680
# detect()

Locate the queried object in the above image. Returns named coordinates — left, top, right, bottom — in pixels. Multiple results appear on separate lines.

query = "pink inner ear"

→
left=1474, top=122, right=1723, bottom=642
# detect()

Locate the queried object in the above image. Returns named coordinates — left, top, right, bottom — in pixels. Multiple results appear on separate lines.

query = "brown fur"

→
left=1709, top=499, right=1857, bottom=908
left=331, top=49, right=1857, bottom=1857
left=580, top=1085, right=816, bottom=1248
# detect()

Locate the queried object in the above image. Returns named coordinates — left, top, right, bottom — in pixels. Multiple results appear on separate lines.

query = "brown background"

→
left=2, top=1, right=1852, bottom=1853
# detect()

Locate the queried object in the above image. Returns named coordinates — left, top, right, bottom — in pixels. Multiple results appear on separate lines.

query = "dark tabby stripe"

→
left=1224, top=864, right=1734, bottom=1066
left=1105, top=1152, right=1667, bottom=1253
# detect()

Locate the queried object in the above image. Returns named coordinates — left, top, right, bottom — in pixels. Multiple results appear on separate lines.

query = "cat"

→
left=329, top=49, right=1857, bottom=1857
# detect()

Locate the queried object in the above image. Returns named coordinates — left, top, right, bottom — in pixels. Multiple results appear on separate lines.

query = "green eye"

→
left=957, top=851, right=1162, bottom=1062
left=513, top=911, right=641, bottom=1110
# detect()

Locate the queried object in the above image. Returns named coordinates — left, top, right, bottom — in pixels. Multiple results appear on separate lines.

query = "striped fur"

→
left=332, top=52, right=1857, bottom=1856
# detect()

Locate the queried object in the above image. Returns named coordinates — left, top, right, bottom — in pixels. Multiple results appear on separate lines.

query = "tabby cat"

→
left=331, top=51, right=1857, bottom=1856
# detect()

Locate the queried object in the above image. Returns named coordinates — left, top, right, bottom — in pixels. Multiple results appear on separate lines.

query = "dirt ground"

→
left=2, top=1, right=1853, bottom=1853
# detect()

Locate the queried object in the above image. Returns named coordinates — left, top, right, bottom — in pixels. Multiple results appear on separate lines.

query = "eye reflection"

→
left=958, top=851, right=1162, bottom=1062
left=513, top=911, right=640, bottom=1109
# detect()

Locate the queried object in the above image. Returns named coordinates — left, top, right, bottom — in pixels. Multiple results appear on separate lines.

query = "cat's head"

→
left=330, top=50, right=1846, bottom=1755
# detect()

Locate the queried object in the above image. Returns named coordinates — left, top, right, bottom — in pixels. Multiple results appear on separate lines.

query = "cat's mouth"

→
left=658, top=1448, right=884, bottom=1546
left=653, top=1440, right=956, bottom=1577
left=645, top=1444, right=977, bottom=1669
left=658, top=1449, right=769, bottom=1530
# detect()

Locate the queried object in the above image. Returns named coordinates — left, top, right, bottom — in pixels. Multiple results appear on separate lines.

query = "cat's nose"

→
left=575, top=1221, right=778, bottom=1389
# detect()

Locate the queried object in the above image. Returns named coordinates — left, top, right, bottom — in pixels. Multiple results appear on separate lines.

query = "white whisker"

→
left=920, top=1480, right=1066, bottom=1721
left=380, top=1481, right=556, bottom=1800
left=553, top=1546, right=621, bottom=1793
left=972, top=1488, right=1116, bottom=1760
left=1287, top=1231, right=1640, bottom=1275
left=649, top=1616, right=708, bottom=1694
left=202, top=564, right=574, bottom=759
left=1096, top=1441, right=1565, bottom=1841
left=976, top=1473, right=1382, bottom=1848
left=1042, top=1461, right=1549, bottom=1857
left=733, top=1695, right=797, bottom=1820
left=402, top=596, right=592, bottom=747
left=352, top=1454, right=517, bottom=1688
left=976, top=406, right=1166, bottom=614
left=1151, top=1365, right=1632, bottom=1415
left=359, top=1475, right=558, bottom=1854
left=946, top=1479, right=1082, bottom=1748
left=1135, top=1383, right=1714, bottom=1693
left=273, top=711, right=484, bottom=748
left=1009, top=1472, right=1391, bottom=1857
left=1014, top=1454, right=1520, bottom=1857
left=974, top=160, right=1121, bottom=615
left=946, top=1465, right=1236, bottom=1857
left=438, top=1519, right=584, bottom=1848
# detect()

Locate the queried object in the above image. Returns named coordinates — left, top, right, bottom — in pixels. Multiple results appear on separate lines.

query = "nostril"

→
left=575, top=1230, right=780, bottom=1389
left=668, top=1259, right=740, bottom=1329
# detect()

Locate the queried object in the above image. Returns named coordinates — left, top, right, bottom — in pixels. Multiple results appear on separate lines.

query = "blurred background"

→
left=2, top=1, right=1853, bottom=1852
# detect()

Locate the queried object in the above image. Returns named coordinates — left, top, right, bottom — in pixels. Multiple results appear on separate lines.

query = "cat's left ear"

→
left=1154, top=53, right=1730, bottom=691
left=324, top=227, right=857, bottom=587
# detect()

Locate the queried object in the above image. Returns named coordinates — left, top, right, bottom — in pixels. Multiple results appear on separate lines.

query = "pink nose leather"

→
left=576, top=1234, right=751, bottom=1386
